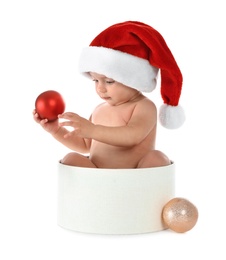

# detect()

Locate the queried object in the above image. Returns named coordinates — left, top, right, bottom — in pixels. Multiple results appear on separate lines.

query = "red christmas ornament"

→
left=35, top=90, right=65, bottom=121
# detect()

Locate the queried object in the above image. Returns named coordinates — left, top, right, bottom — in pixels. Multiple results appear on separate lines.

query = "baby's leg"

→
left=60, top=152, right=97, bottom=168
left=137, top=150, right=171, bottom=168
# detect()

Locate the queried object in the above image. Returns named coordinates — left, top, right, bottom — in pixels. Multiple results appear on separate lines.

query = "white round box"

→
left=57, top=162, right=175, bottom=235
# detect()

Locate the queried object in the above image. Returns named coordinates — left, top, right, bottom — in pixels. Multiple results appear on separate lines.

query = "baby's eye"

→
left=106, top=80, right=115, bottom=84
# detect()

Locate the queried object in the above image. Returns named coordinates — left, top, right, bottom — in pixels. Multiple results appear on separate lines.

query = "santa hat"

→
left=78, top=21, right=185, bottom=129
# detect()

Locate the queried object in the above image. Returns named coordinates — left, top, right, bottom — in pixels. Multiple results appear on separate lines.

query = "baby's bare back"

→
left=89, top=97, right=157, bottom=168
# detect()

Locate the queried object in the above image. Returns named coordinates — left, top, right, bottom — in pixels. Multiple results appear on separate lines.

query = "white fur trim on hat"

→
left=78, top=46, right=159, bottom=92
left=159, top=104, right=186, bottom=129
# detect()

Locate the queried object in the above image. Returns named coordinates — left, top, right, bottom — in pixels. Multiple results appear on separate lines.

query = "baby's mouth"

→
left=101, top=96, right=111, bottom=100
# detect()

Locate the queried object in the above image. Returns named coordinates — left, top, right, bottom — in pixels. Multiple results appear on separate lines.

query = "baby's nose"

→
left=98, top=84, right=107, bottom=93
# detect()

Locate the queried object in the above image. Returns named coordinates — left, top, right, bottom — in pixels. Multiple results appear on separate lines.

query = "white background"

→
left=0, top=0, right=225, bottom=259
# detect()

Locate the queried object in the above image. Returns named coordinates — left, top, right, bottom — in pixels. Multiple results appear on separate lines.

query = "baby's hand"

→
left=58, top=112, right=94, bottom=138
left=33, top=109, right=60, bottom=135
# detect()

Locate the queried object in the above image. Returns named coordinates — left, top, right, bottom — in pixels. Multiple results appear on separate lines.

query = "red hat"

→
left=79, top=21, right=185, bottom=129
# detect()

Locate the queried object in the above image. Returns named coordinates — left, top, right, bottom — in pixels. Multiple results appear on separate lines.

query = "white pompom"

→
left=159, top=104, right=185, bottom=129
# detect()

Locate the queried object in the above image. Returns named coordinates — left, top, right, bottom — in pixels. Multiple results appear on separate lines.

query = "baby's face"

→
left=90, top=72, right=140, bottom=106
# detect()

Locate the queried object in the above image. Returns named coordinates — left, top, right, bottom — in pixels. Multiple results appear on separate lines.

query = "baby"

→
left=33, top=21, right=185, bottom=169
left=34, top=71, right=170, bottom=168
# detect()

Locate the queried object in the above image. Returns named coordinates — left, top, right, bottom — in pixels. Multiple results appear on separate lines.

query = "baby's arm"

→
left=59, top=99, right=156, bottom=147
left=33, top=109, right=91, bottom=153
left=92, top=100, right=157, bottom=146
left=52, top=125, right=91, bottom=153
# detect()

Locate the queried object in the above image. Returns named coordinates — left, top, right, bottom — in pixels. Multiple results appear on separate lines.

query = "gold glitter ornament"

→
left=162, top=197, right=198, bottom=233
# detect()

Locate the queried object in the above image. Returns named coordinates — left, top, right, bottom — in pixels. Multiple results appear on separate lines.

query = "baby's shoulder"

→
left=135, top=96, right=157, bottom=111
left=92, top=102, right=109, bottom=116
left=93, top=102, right=107, bottom=111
